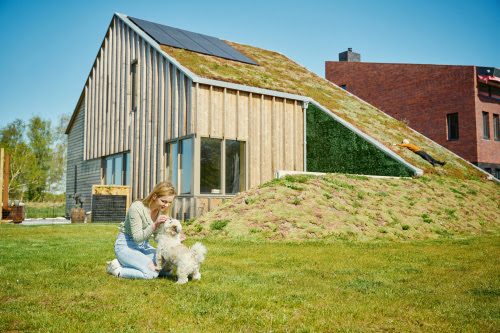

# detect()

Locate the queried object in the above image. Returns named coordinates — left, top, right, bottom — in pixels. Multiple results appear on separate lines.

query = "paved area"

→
left=18, top=218, right=71, bottom=226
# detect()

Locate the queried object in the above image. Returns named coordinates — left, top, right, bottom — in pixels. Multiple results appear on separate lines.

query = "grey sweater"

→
left=119, top=201, right=157, bottom=243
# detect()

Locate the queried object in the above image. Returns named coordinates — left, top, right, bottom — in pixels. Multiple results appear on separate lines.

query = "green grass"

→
left=24, top=202, right=66, bottom=218
left=0, top=224, right=499, bottom=332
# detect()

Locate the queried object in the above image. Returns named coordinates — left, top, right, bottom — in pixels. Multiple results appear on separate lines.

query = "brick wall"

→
left=325, top=62, right=480, bottom=162
left=474, top=71, right=500, bottom=165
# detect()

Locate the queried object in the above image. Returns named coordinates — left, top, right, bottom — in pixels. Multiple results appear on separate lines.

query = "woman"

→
left=106, top=181, right=176, bottom=279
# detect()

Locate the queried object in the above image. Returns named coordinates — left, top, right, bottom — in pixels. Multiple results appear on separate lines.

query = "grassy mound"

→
left=186, top=174, right=499, bottom=241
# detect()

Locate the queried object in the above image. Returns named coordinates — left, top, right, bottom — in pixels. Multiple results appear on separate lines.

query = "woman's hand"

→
left=153, top=215, right=169, bottom=230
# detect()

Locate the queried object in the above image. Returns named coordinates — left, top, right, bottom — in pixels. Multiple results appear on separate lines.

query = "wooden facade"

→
left=67, top=15, right=305, bottom=218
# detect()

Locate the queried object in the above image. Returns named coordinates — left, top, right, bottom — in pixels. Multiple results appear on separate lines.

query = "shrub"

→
left=421, top=213, right=433, bottom=224
left=402, top=224, right=410, bottom=230
left=210, top=219, right=229, bottom=230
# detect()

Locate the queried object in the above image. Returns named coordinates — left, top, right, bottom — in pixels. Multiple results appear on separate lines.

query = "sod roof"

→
left=160, top=42, right=489, bottom=180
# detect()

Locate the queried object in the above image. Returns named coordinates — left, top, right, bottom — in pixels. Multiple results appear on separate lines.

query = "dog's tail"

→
left=191, top=242, right=207, bottom=263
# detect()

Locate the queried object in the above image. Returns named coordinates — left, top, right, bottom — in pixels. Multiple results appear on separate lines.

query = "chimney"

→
left=339, top=48, right=360, bottom=62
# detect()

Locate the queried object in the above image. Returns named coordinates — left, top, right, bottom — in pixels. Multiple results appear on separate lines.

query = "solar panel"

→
left=129, top=16, right=258, bottom=65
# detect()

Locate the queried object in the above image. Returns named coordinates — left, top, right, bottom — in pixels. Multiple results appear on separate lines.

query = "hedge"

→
left=306, top=104, right=414, bottom=177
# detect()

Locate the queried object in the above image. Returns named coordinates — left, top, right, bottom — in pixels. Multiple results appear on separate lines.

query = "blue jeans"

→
left=114, top=232, right=159, bottom=279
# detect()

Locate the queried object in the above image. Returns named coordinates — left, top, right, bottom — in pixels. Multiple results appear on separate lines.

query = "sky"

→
left=0, top=0, right=499, bottom=128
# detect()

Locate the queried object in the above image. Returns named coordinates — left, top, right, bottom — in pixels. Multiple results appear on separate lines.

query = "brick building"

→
left=325, top=49, right=500, bottom=178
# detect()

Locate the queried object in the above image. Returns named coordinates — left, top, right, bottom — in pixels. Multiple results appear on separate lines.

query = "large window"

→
left=200, top=138, right=222, bottom=194
left=446, top=113, right=459, bottom=140
left=225, top=140, right=246, bottom=194
left=494, top=114, right=499, bottom=141
left=166, top=137, right=193, bottom=194
left=483, top=112, right=490, bottom=139
left=180, top=138, right=193, bottom=194
left=200, top=138, right=246, bottom=195
left=104, top=152, right=130, bottom=185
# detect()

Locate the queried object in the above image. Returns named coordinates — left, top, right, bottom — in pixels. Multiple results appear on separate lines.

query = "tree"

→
left=0, top=114, right=68, bottom=201
left=25, top=117, right=53, bottom=200
left=0, top=120, right=39, bottom=200
left=47, top=114, right=69, bottom=194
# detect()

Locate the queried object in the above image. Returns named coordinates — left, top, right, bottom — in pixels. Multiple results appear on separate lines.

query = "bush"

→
left=210, top=219, right=229, bottom=231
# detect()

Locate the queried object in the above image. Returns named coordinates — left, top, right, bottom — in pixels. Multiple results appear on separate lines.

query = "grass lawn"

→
left=23, top=202, right=66, bottom=219
left=0, top=224, right=498, bottom=332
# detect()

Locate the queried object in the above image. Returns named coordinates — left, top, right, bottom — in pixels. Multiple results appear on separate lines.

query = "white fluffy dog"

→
left=155, top=218, right=207, bottom=284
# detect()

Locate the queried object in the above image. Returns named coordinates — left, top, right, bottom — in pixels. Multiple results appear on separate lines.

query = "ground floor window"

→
left=200, top=137, right=245, bottom=195
left=200, top=138, right=222, bottom=194
left=167, top=137, right=193, bottom=194
left=225, top=140, right=246, bottom=194
left=104, top=152, right=130, bottom=185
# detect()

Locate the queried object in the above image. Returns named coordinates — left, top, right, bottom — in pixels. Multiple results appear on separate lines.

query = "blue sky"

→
left=0, top=0, right=499, bottom=128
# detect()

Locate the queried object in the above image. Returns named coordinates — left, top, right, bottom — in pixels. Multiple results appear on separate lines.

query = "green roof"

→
left=161, top=42, right=487, bottom=180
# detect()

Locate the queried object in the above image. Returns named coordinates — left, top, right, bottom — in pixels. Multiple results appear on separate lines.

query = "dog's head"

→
left=163, top=218, right=182, bottom=237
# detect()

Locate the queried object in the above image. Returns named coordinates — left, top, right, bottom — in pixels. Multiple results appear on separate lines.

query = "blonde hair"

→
left=142, top=181, right=176, bottom=208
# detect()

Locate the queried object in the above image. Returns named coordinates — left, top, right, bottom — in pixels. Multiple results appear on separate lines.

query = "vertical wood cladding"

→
left=83, top=16, right=193, bottom=199
left=66, top=101, right=101, bottom=216
left=193, top=84, right=304, bottom=188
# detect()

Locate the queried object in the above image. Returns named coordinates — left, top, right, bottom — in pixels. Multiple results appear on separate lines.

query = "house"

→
left=325, top=49, right=500, bottom=178
left=66, top=14, right=487, bottom=221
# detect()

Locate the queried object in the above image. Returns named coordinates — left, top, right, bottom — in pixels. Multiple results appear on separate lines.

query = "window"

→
left=340, top=84, right=347, bottom=90
left=166, top=137, right=193, bottom=194
left=104, top=152, right=130, bottom=185
left=446, top=113, right=459, bottom=140
left=180, top=138, right=193, bottom=194
left=167, top=142, right=179, bottom=190
left=200, top=138, right=222, bottom=194
left=494, top=114, right=499, bottom=141
left=484, top=167, right=492, bottom=175
left=482, top=112, right=490, bottom=139
left=494, top=169, right=500, bottom=180
left=225, top=140, right=246, bottom=194
left=200, top=138, right=246, bottom=195
left=131, top=60, right=138, bottom=111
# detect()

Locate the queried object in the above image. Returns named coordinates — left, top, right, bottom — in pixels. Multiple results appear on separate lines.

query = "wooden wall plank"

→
left=211, top=87, right=224, bottom=137
left=237, top=91, right=249, bottom=140
left=178, top=72, right=185, bottom=137
left=224, top=89, right=237, bottom=139
left=261, top=96, right=273, bottom=182
left=196, top=85, right=209, bottom=136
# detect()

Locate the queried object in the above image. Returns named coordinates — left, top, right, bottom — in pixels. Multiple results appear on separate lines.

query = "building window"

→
left=104, top=152, right=130, bottom=185
left=180, top=138, right=193, bottom=194
left=340, top=84, right=347, bottom=90
left=166, top=137, right=193, bottom=195
left=446, top=113, right=459, bottom=140
left=484, top=167, right=492, bottom=175
left=225, top=140, right=246, bottom=194
left=200, top=137, right=246, bottom=195
left=494, top=169, right=500, bottom=180
left=167, top=142, right=178, bottom=190
left=131, top=60, right=138, bottom=111
left=482, top=112, right=490, bottom=139
left=494, top=114, right=499, bottom=141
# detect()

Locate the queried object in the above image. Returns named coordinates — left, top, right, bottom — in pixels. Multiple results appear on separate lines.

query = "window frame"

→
left=493, top=114, right=499, bottom=141
left=199, top=137, right=247, bottom=196
left=130, top=59, right=138, bottom=112
left=103, top=152, right=131, bottom=186
left=165, top=135, right=195, bottom=195
left=446, top=112, right=459, bottom=141
left=482, top=111, right=490, bottom=140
